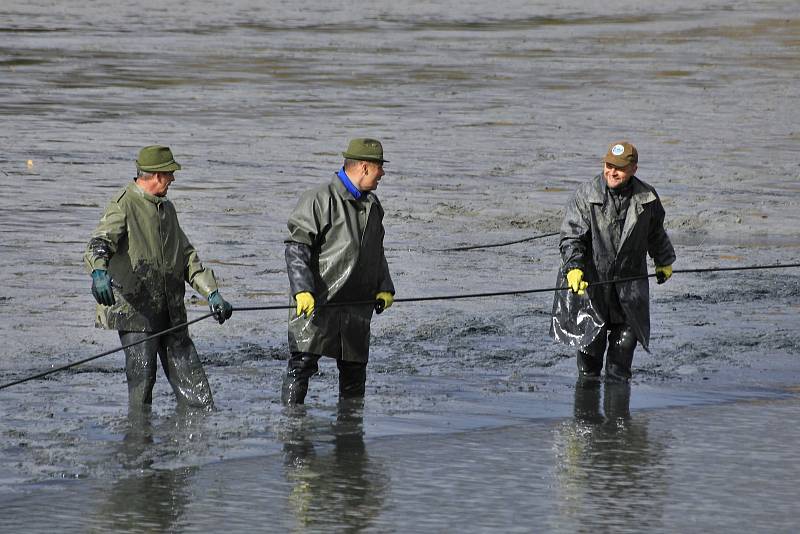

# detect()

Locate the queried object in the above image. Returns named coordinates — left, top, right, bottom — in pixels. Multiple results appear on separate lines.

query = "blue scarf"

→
left=337, top=168, right=362, bottom=199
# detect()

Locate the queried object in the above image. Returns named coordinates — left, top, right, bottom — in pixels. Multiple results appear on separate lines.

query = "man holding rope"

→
left=551, top=141, right=675, bottom=382
left=282, top=138, right=395, bottom=405
left=84, top=145, right=233, bottom=411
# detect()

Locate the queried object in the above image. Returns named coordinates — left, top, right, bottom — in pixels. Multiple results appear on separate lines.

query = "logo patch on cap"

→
left=611, top=144, right=625, bottom=156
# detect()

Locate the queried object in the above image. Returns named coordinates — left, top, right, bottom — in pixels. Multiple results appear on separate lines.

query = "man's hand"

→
left=91, top=269, right=115, bottom=306
left=208, top=291, right=233, bottom=324
left=566, top=268, right=589, bottom=295
left=374, top=291, right=394, bottom=314
left=295, top=291, right=315, bottom=317
left=655, top=264, right=673, bottom=284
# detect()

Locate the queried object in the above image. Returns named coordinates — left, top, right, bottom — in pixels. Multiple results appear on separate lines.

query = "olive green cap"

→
left=136, top=145, right=182, bottom=172
left=341, top=138, right=388, bottom=164
left=603, top=141, right=638, bottom=167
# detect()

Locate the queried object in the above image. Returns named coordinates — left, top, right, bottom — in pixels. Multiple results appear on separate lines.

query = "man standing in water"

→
left=282, top=138, right=395, bottom=405
left=551, top=141, right=675, bottom=381
left=84, top=145, right=233, bottom=411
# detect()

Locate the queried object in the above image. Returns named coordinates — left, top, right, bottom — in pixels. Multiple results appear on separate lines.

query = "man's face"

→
left=603, top=162, right=636, bottom=189
left=352, top=161, right=385, bottom=192
left=151, top=172, right=175, bottom=197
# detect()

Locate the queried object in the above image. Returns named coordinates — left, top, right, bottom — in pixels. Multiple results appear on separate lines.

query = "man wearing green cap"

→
left=550, top=141, right=675, bottom=382
left=84, top=145, right=233, bottom=411
left=282, top=138, right=396, bottom=405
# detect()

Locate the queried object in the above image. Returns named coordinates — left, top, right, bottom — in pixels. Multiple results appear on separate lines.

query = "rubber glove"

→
left=208, top=290, right=233, bottom=324
left=655, top=264, right=673, bottom=284
left=295, top=291, right=315, bottom=317
left=566, top=268, right=589, bottom=295
left=374, top=291, right=394, bottom=314
left=91, top=269, right=115, bottom=306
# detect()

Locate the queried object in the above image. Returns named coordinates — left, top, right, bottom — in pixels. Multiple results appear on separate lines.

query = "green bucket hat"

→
left=341, top=138, right=388, bottom=164
left=136, top=145, right=182, bottom=173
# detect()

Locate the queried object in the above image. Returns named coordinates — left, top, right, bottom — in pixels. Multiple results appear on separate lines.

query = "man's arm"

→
left=84, top=200, right=126, bottom=272
left=559, top=192, right=592, bottom=271
left=647, top=195, right=676, bottom=267
left=179, top=225, right=219, bottom=298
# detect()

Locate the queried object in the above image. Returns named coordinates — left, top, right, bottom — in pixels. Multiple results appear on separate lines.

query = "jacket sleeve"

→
left=377, top=245, right=395, bottom=294
left=559, top=190, right=592, bottom=272
left=285, top=242, right=315, bottom=296
left=84, top=199, right=126, bottom=272
left=180, top=226, right=219, bottom=298
left=285, top=190, right=328, bottom=295
left=647, top=195, right=676, bottom=267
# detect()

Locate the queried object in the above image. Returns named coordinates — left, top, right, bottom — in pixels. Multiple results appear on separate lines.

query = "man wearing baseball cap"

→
left=84, top=145, right=233, bottom=411
left=550, top=141, right=675, bottom=382
left=282, top=138, right=395, bottom=405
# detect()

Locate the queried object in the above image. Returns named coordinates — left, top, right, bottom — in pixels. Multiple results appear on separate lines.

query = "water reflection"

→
left=553, top=381, right=667, bottom=532
left=281, top=400, right=389, bottom=532
left=88, top=410, right=198, bottom=532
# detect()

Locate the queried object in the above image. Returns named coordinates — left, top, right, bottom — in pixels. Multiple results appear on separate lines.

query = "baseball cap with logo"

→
left=603, top=141, right=638, bottom=167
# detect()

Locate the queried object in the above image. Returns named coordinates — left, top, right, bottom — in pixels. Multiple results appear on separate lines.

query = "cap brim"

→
left=603, top=155, right=634, bottom=167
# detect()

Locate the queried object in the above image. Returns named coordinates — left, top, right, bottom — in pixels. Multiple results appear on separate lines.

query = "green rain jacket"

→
left=550, top=174, right=676, bottom=350
left=84, top=181, right=218, bottom=331
left=285, top=175, right=394, bottom=362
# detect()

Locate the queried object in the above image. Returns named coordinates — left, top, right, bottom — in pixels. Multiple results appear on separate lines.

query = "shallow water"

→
left=1, top=0, right=800, bottom=531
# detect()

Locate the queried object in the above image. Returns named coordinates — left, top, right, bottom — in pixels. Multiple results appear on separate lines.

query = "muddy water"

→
left=1, top=0, right=800, bottom=531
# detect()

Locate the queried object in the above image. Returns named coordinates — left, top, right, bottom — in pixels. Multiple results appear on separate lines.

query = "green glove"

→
left=208, top=291, right=233, bottom=324
left=91, top=269, right=115, bottom=306
left=566, top=268, right=588, bottom=295
left=295, top=291, right=315, bottom=317
left=655, top=264, right=673, bottom=284
left=375, top=291, right=394, bottom=314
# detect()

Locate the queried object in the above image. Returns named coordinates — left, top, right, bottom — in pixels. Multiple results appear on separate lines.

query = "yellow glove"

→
left=655, top=264, right=673, bottom=284
left=295, top=291, right=315, bottom=317
left=375, top=291, right=394, bottom=314
left=566, top=268, right=589, bottom=295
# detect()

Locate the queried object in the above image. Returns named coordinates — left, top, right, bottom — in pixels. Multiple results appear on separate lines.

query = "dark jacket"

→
left=285, top=175, right=394, bottom=362
left=551, top=174, right=675, bottom=350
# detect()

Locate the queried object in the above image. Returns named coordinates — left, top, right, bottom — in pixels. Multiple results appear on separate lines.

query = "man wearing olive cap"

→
left=550, top=141, right=675, bottom=382
left=84, top=145, right=233, bottom=411
left=282, top=138, right=396, bottom=405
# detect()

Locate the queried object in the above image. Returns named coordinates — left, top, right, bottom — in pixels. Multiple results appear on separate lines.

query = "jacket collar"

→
left=130, top=181, right=165, bottom=205
left=587, top=174, right=656, bottom=206
left=331, top=174, right=372, bottom=203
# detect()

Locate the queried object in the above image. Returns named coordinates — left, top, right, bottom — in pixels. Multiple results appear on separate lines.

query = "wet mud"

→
left=1, top=0, right=800, bottom=531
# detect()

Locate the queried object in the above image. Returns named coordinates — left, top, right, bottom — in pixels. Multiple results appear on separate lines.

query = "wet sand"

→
left=1, top=0, right=799, bottom=531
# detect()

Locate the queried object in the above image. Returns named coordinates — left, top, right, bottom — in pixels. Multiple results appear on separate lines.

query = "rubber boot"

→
left=577, top=350, right=603, bottom=380
left=282, top=352, right=321, bottom=405
left=605, top=325, right=637, bottom=382
left=337, top=359, right=367, bottom=399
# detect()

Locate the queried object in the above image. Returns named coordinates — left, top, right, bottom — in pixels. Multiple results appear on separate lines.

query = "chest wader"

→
left=119, top=329, right=214, bottom=410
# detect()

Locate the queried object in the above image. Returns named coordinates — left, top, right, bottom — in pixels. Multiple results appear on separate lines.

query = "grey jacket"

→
left=550, top=174, right=675, bottom=350
left=285, top=175, right=394, bottom=362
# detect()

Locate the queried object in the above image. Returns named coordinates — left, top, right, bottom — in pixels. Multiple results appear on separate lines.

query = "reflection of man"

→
left=84, top=145, right=233, bottom=411
left=282, top=400, right=388, bottom=530
left=554, top=381, right=664, bottom=530
left=551, top=141, right=676, bottom=382
left=282, top=138, right=395, bottom=405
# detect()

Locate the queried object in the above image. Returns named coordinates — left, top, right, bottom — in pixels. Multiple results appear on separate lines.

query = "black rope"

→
left=1, top=261, right=798, bottom=391
left=433, top=231, right=559, bottom=252
left=0, top=312, right=216, bottom=391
